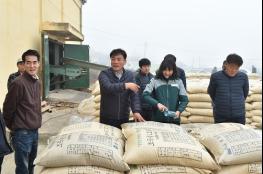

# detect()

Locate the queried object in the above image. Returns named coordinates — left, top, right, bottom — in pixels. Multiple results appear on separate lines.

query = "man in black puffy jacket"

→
left=208, top=54, right=249, bottom=124
left=99, top=48, right=145, bottom=129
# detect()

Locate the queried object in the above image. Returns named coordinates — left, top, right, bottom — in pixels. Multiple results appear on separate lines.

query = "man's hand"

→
left=175, top=111, right=180, bottom=117
left=133, top=113, right=145, bottom=122
left=125, top=83, right=140, bottom=93
left=157, top=103, right=167, bottom=112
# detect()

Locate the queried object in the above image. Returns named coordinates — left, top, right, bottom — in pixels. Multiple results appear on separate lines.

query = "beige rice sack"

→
left=129, top=165, right=213, bottom=174
left=92, top=110, right=100, bottom=117
left=186, top=73, right=211, bottom=79
left=246, top=103, right=254, bottom=111
left=187, top=102, right=212, bottom=109
left=246, top=118, right=252, bottom=124
left=180, top=116, right=189, bottom=124
left=188, top=94, right=211, bottom=102
left=188, top=116, right=214, bottom=123
left=199, top=123, right=262, bottom=165
left=122, top=121, right=190, bottom=132
left=248, top=73, right=261, bottom=80
left=216, top=162, right=262, bottom=174
left=246, top=96, right=253, bottom=103
left=250, top=122, right=262, bottom=129
left=181, top=111, right=191, bottom=117
left=251, top=110, right=262, bottom=117
left=186, top=108, right=213, bottom=117
left=94, top=95, right=101, bottom=103
left=93, top=117, right=100, bottom=122
left=250, top=85, right=262, bottom=94
left=246, top=112, right=253, bottom=118
left=95, top=103, right=100, bottom=110
left=187, top=86, right=208, bottom=94
left=252, top=116, right=262, bottom=123
left=252, top=102, right=262, bottom=110
left=35, top=132, right=129, bottom=172
left=92, top=87, right=100, bottom=96
left=90, top=80, right=99, bottom=91
left=59, top=122, right=124, bottom=139
left=78, top=98, right=96, bottom=115
left=250, top=94, right=262, bottom=102
left=122, top=122, right=219, bottom=170
left=40, top=166, right=123, bottom=174
left=181, top=123, right=211, bottom=139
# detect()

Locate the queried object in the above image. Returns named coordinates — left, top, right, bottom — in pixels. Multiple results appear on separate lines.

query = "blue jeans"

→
left=11, top=129, right=38, bottom=174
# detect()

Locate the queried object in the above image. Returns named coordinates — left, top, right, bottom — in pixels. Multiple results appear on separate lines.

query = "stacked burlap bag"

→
left=184, top=79, right=214, bottom=124
left=247, top=82, right=262, bottom=129
left=77, top=81, right=101, bottom=120
left=186, top=73, right=211, bottom=80
left=35, top=122, right=129, bottom=174
left=122, top=121, right=219, bottom=174
left=91, top=80, right=101, bottom=117
left=198, top=123, right=262, bottom=174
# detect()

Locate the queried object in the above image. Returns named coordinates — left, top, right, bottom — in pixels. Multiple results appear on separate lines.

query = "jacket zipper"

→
left=166, top=81, right=169, bottom=110
left=118, top=78, right=121, bottom=120
left=229, top=78, right=232, bottom=118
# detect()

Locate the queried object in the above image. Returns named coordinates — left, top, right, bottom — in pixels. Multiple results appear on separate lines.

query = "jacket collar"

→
left=222, top=70, right=239, bottom=78
left=23, top=71, right=39, bottom=82
left=137, top=69, right=153, bottom=77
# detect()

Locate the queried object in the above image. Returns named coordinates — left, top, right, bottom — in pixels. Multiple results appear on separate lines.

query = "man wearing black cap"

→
left=7, top=58, right=25, bottom=89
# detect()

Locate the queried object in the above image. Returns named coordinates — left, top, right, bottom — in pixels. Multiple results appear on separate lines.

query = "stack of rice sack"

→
left=78, top=81, right=101, bottom=120
left=122, top=121, right=219, bottom=174
left=198, top=123, right=262, bottom=174
left=186, top=73, right=211, bottom=80
left=183, top=79, right=214, bottom=124
left=247, top=81, right=262, bottom=129
left=35, top=122, right=129, bottom=174
left=91, top=81, right=101, bottom=118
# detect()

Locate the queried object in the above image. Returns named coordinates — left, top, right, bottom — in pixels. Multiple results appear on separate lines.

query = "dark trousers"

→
left=141, top=109, right=153, bottom=121
left=214, top=117, right=246, bottom=125
left=100, top=117, right=129, bottom=129
left=0, top=156, right=3, bottom=173
left=11, top=129, right=38, bottom=174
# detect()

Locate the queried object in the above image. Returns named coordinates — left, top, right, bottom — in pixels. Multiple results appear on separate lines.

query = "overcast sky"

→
left=82, top=0, right=262, bottom=71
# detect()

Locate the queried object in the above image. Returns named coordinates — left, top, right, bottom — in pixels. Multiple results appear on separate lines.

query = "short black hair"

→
left=164, top=54, right=176, bottom=63
left=226, top=54, right=243, bottom=67
left=156, top=59, right=178, bottom=80
left=139, top=58, right=151, bottom=68
left=110, top=48, right=127, bottom=59
left=222, top=60, right=227, bottom=70
left=22, top=49, right=40, bottom=62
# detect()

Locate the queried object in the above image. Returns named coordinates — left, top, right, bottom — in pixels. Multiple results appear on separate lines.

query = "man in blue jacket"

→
left=99, top=48, right=145, bottom=129
left=208, top=54, right=249, bottom=124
